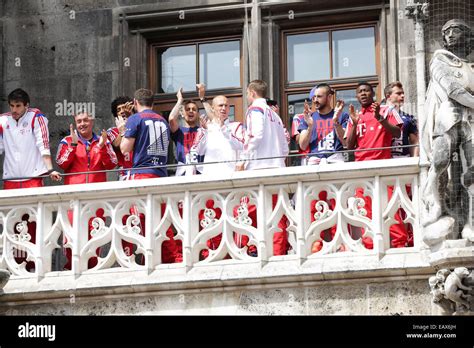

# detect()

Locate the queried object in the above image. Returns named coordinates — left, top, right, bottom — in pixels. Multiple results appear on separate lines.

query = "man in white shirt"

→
left=191, top=93, right=244, bottom=176
left=236, top=80, right=289, bottom=171
left=0, top=88, right=61, bottom=189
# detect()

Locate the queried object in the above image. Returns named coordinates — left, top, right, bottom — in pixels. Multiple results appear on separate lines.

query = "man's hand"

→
left=348, top=104, right=359, bottom=124
left=123, top=101, right=134, bottom=117
left=333, top=99, right=345, bottom=124
left=49, top=170, right=62, bottom=182
left=196, top=84, right=206, bottom=100
left=371, top=102, right=381, bottom=121
left=200, top=114, right=209, bottom=129
left=303, top=100, right=313, bottom=128
left=177, top=87, right=184, bottom=104
left=98, top=129, right=107, bottom=149
left=70, top=124, right=78, bottom=144
left=116, top=115, right=126, bottom=136
left=235, top=163, right=245, bottom=171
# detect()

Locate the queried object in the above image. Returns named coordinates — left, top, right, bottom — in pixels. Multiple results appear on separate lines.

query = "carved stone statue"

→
left=421, top=19, right=474, bottom=246
left=429, top=267, right=473, bottom=315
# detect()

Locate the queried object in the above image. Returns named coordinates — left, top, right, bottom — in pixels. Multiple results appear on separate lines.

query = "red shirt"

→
left=345, top=105, right=403, bottom=161
left=106, top=127, right=133, bottom=170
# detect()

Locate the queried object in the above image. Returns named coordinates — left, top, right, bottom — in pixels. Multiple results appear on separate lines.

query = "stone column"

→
left=405, top=0, right=429, bottom=165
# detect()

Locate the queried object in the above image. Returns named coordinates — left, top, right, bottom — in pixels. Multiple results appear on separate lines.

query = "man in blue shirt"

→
left=121, top=88, right=170, bottom=179
left=298, top=83, right=349, bottom=165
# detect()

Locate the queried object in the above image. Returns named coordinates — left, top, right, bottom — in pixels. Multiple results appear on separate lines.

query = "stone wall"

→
left=1, top=276, right=432, bottom=315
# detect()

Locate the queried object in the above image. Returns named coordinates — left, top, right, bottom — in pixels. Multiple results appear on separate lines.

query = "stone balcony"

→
left=0, top=157, right=466, bottom=315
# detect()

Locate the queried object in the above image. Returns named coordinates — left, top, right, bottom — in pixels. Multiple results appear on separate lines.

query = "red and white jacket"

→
left=56, top=132, right=118, bottom=185
left=240, top=98, right=289, bottom=170
left=106, top=127, right=133, bottom=178
left=0, top=108, right=51, bottom=181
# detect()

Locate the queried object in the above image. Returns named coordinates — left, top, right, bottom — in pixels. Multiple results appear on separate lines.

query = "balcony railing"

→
left=0, top=157, right=423, bottom=283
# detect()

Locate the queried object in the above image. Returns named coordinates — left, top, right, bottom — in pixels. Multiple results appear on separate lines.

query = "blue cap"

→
left=309, top=86, right=318, bottom=99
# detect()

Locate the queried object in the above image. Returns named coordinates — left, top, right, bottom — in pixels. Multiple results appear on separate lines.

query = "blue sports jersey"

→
left=124, top=109, right=170, bottom=177
left=171, top=126, right=204, bottom=166
left=391, top=111, right=418, bottom=158
left=298, top=110, right=349, bottom=159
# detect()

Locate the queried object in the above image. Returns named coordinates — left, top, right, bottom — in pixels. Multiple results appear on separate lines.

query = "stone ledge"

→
left=1, top=251, right=434, bottom=307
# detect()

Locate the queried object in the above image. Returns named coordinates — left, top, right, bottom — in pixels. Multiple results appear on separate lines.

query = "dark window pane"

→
left=287, top=93, right=308, bottom=166
left=199, top=41, right=240, bottom=89
left=332, top=27, right=376, bottom=78
left=287, top=32, right=330, bottom=83
left=161, top=45, right=196, bottom=93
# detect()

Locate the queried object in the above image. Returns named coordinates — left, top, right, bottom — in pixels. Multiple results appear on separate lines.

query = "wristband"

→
left=200, top=97, right=207, bottom=103
left=70, top=143, right=78, bottom=147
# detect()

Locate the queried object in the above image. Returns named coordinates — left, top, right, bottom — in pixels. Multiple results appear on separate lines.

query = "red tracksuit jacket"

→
left=56, top=133, right=118, bottom=185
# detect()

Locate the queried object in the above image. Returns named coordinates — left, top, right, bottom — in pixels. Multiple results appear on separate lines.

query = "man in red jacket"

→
left=56, top=112, right=117, bottom=184
left=56, top=112, right=118, bottom=270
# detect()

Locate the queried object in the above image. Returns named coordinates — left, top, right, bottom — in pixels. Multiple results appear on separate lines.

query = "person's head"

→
left=183, top=100, right=199, bottom=125
left=384, top=81, right=405, bottom=108
left=356, top=82, right=375, bottom=107
left=266, top=98, right=280, bottom=114
left=311, top=83, right=333, bottom=112
left=212, top=95, right=230, bottom=122
left=247, top=80, right=268, bottom=104
left=442, top=19, right=472, bottom=53
left=74, top=112, right=94, bottom=139
left=111, top=96, right=133, bottom=119
left=8, top=88, right=30, bottom=120
left=133, top=88, right=154, bottom=110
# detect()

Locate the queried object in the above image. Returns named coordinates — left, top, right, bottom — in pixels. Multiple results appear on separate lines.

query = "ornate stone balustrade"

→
left=0, top=158, right=422, bottom=281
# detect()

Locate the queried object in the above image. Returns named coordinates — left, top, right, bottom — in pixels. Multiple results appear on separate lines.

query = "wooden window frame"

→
left=281, top=21, right=381, bottom=118
left=148, top=35, right=244, bottom=121
left=280, top=21, right=381, bottom=165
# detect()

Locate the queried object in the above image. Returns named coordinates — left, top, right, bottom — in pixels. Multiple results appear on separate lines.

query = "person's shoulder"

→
left=59, top=135, right=72, bottom=144
left=29, top=108, right=46, bottom=117
left=248, top=105, right=265, bottom=114
left=293, top=113, right=305, bottom=121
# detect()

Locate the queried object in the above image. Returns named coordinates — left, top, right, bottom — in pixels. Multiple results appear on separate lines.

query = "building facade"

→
left=0, top=0, right=472, bottom=317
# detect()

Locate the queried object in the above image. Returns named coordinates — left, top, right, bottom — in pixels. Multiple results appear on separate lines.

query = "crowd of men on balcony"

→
left=0, top=78, right=419, bottom=268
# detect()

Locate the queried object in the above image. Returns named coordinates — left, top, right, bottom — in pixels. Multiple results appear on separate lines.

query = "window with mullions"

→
left=157, top=40, right=241, bottom=94
left=285, top=26, right=376, bottom=84
left=283, top=24, right=379, bottom=166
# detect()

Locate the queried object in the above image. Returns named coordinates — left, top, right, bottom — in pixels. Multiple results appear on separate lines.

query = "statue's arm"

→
left=432, top=58, right=474, bottom=108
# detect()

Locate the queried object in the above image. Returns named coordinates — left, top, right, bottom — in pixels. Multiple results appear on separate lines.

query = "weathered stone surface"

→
left=0, top=269, right=10, bottom=291
left=0, top=277, right=432, bottom=315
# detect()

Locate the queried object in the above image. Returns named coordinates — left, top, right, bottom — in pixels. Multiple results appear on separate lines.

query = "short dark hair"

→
left=356, top=82, right=374, bottom=93
left=266, top=98, right=278, bottom=107
left=183, top=100, right=198, bottom=109
left=316, top=83, right=334, bottom=96
left=8, top=88, right=30, bottom=105
left=248, top=80, right=268, bottom=98
left=384, top=81, right=403, bottom=98
left=111, top=96, right=133, bottom=118
left=134, top=88, right=154, bottom=107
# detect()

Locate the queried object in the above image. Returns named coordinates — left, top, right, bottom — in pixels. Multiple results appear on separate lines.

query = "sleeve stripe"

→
left=56, top=145, right=72, bottom=165
left=37, top=116, right=50, bottom=149
left=106, top=144, right=118, bottom=165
